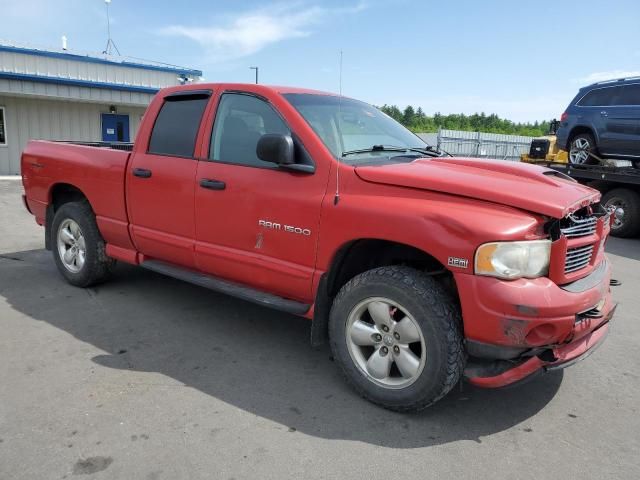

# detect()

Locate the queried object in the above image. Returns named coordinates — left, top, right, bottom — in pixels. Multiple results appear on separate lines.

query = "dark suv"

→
left=557, top=77, right=640, bottom=165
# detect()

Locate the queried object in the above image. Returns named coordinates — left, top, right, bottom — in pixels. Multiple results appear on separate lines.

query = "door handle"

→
left=600, top=111, right=608, bottom=117
left=132, top=168, right=152, bottom=178
left=199, top=178, right=226, bottom=190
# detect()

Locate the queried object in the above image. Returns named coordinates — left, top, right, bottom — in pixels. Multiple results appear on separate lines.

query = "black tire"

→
left=51, top=201, right=115, bottom=287
left=602, top=188, right=640, bottom=238
left=569, top=132, right=599, bottom=165
left=329, top=266, right=465, bottom=412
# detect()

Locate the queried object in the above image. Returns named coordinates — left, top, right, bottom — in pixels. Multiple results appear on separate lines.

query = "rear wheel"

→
left=569, top=133, right=598, bottom=164
left=329, top=266, right=465, bottom=412
left=52, top=201, right=115, bottom=287
left=602, top=188, right=640, bottom=238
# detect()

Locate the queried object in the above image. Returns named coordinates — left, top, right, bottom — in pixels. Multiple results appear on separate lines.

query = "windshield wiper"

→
left=342, top=145, right=407, bottom=157
left=341, top=144, right=444, bottom=158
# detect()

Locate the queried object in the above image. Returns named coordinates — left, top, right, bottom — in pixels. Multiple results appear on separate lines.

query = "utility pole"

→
left=249, top=66, right=259, bottom=84
left=103, top=0, right=121, bottom=56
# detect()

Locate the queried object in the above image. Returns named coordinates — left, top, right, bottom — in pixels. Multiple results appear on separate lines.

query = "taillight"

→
left=560, top=112, right=568, bottom=122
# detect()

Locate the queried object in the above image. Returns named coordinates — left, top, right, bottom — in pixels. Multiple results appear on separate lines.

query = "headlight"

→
left=475, top=240, right=551, bottom=280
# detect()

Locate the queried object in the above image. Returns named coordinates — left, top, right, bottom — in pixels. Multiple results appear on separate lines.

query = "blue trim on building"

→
left=0, top=71, right=160, bottom=94
left=0, top=44, right=203, bottom=77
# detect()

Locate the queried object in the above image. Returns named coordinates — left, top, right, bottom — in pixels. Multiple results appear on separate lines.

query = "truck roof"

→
left=159, top=82, right=340, bottom=97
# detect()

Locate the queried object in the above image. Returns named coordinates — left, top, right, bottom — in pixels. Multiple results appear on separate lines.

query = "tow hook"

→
left=610, top=279, right=622, bottom=287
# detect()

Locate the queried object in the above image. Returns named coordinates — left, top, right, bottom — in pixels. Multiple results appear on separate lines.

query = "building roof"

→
left=0, top=43, right=202, bottom=77
left=0, top=41, right=202, bottom=105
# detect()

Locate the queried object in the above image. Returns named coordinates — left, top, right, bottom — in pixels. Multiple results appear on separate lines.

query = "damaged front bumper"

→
left=466, top=312, right=613, bottom=388
left=455, top=257, right=617, bottom=388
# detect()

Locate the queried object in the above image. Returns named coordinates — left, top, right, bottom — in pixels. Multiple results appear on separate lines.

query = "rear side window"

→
left=615, top=84, right=640, bottom=106
left=577, top=86, right=621, bottom=107
left=148, top=95, right=209, bottom=157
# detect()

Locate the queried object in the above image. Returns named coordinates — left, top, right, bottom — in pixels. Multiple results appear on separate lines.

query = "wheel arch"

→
left=311, top=238, right=458, bottom=348
left=45, top=183, right=92, bottom=251
left=567, top=125, right=598, bottom=147
left=325, top=239, right=448, bottom=297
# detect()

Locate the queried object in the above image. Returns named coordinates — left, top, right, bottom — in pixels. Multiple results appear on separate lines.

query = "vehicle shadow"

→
left=1, top=249, right=564, bottom=449
left=606, top=237, right=640, bottom=261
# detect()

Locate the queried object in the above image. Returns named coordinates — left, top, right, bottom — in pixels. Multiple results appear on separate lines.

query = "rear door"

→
left=576, top=85, right=620, bottom=154
left=583, top=84, right=640, bottom=156
left=126, top=90, right=211, bottom=268
left=606, top=83, right=640, bottom=157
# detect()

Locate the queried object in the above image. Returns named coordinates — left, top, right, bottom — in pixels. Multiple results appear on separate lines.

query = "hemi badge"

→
left=448, top=257, right=469, bottom=269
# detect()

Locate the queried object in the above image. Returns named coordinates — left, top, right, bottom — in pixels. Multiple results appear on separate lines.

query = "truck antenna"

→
left=334, top=50, right=343, bottom=206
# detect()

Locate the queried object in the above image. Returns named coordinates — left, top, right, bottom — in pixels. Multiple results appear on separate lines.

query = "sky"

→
left=2, top=0, right=639, bottom=122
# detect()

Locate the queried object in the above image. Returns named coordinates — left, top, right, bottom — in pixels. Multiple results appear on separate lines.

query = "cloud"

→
left=159, top=2, right=367, bottom=62
left=578, top=70, right=640, bottom=84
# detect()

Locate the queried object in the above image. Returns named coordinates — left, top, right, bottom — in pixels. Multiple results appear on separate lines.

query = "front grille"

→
left=565, top=244, right=594, bottom=273
left=560, top=214, right=598, bottom=238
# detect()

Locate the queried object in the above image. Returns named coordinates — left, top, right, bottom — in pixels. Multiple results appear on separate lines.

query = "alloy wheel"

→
left=345, top=297, right=426, bottom=389
left=57, top=219, right=86, bottom=273
left=569, top=137, right=592, bottom=164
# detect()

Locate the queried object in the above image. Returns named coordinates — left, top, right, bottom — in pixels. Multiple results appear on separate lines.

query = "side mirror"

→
left=257, top=134, right=295, bottom=165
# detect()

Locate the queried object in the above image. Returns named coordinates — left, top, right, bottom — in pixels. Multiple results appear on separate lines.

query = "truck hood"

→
left=354, top=157, right=600, bottom=218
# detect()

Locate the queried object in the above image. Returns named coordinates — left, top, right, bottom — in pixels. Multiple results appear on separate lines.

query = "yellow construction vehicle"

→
left=520, top=120, right=569, bottom=164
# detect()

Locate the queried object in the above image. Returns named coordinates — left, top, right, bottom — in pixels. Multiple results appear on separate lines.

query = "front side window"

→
left=209, top=93, right=290, bottom=168
left=284, top=94, right=429, bottom=162
left=148, top=95, right=209, bottom=157
left=0, top=107, right=6, bottom=145
left=577, top=86, right=621, bottom=107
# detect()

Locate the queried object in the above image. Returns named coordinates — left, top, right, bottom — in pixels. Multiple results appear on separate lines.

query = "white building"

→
left=0, top=43, right=201, bottom=175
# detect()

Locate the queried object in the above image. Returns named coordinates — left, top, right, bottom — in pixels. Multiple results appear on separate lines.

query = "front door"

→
left=194, top=92, right=326, bottom=302
left=126, top=92, right=210, bottom=269
left=101, top=114, right=130, bottom=142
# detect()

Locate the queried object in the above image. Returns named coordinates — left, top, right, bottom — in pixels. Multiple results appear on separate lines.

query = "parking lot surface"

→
left=1, top=178, right=639, bottom=479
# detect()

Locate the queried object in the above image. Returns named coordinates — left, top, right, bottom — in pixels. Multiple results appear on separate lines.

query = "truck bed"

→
left=21, top=140, right=132, bottom=243
left=54, top=140, right=135, bottom=152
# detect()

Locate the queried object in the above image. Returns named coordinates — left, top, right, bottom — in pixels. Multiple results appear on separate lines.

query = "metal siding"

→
left=0, top=78, right=154, bottom=106
left=0, top=95, right=146, bottom=175
left=0, top=51, right=189, bottom=90
left=418, top=129, right=534, bottom=161
left=0, top=44, right=202, bottom=77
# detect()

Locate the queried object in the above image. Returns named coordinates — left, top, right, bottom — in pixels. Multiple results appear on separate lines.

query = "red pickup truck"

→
left=21, top=83, right=617, bottom=411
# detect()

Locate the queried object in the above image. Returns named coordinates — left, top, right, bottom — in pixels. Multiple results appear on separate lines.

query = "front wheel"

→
left=329, top=266, right=465, bottom=412
left=52, top=201, right=115, bottom=287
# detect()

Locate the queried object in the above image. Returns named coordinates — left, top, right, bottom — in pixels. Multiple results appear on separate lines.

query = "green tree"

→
left=403, top=106, right=416, bottom=125
left=376, top=104, right=548, bottom=136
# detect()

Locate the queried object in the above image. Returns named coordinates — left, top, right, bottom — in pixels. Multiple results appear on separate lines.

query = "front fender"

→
left=315, top=188, right=543, bottom=276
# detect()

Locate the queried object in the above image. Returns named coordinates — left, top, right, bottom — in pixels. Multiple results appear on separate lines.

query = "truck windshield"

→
left=283, top=93, right=432, bottom=163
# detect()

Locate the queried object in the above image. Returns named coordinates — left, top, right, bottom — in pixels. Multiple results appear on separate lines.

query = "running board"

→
left=140, top=260, right=311, bottom=315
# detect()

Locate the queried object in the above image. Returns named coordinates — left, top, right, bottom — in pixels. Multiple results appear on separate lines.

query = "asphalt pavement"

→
left=1, top=178, right=638, bottom=479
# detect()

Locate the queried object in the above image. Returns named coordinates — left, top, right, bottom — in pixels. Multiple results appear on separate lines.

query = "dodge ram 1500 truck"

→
left=21, top=83, right=617, bottom=411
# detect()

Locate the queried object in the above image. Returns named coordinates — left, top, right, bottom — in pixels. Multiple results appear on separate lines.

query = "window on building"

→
left=209, top=94, right=290, bottom=168
left=148, top=95, right=209, bottom=158
left=0, top=107, right=6, bottom=146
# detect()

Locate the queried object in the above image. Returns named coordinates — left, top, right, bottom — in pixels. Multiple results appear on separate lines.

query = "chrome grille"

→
left=560, top=214, right=597, bottom=238
left=565, top=245, right=594, bottom=273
